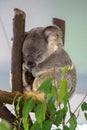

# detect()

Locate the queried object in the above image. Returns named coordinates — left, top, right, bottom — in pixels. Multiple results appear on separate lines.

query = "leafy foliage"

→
left=15, top=95, right=23, bottom=116
left=69, top=113, right=77, bottom=130
left=22, top=98, right=35, bottom=130
left=13, top=66, right=78, bottom=130
left=35, top=101, right=47, bottom=127
left=81, top=102, right=87, bottom=121
left=1, top=66, right=87, bottom=130
left=81, top=102, right=87, bottom=111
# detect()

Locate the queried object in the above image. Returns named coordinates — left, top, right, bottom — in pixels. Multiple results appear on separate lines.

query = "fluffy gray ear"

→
left=43, top=25, right=63, bottom=38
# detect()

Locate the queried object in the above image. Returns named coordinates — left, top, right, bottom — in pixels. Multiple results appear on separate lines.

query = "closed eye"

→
left=23, top=54, right=29, bottom=59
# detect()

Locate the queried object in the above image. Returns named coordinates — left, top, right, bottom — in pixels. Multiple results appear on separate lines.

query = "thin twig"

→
left=66, top=93, right=87, bottom=124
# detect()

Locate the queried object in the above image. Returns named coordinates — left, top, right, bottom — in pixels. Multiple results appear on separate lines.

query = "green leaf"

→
left=58, top=79, right=67, bottom=105
left=51, top=85, right=58, bottom=100
left=22, top=118, right=29, bottom=130
left=69, top=113, right=77, bottom=130
left=62, top=66, right=70, bottom=76
left=54, top=110, right=63, bottom=126
left=64, top=126, right=70, bottom=130
left=30, top=122, right=41, bottom=130
left=12, top=127, right=17, bottom=130
left=53, top=108, right=67, bottom=126
left=35, top=101, right=47, bottom=127
left=22, top=98, right=35, bottom=118
left=81, top=102, right=87, bottom=111
left=63, top=92, right=69, bottom=110
left=84, top=112, right=87, bottom=120
left=37, top=78, right=58, bottom=102
left=0, top=119, right=11, bottom=130
left=16, top=95, right=23, bottom=113
left=37, top=78, right=53, bottom=94
left=22, top=98, right=35, bottom=130
left=42, top=120, right=52, bottom=130
left=48, top=97, right=55, bottom=116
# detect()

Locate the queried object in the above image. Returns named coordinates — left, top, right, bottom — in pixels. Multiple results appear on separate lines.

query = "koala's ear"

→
left=43, top=25, right=62, bottom=38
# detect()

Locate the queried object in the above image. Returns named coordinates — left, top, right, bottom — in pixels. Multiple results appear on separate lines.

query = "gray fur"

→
left=22, top=25, right=77, bottom=96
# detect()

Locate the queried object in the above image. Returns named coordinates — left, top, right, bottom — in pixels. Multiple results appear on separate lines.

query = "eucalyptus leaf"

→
left=64, top=126, right=70, bottom=130
left=35, top=101, right=47, bottom=127
left=30, top=122, right=41, bottom=130
left=62, top=66, right=70, bottom=76
left=81, top=102, right=87, bottom=111
left=0, top=120, right=11, bottom=130
left=42, top=120, right=52, bottom=130
left=84, top=112, right=87, bottom=120
left=22, top=98, right=35, bottom=130
left=53, top=108, right=66, bottom=126
left=16, top=95, right=23, bottom=113
left=58, top=79, right=67, bottom=105
left=69, top=113, right=77, bottom=130
left=48, top=97, right=55, bottom=116
left=51, top=85, right=58, bottom=100
left=37, top=78, right=53, bottom=94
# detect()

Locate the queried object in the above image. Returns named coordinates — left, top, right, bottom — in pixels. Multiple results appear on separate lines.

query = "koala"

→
left=22, top=25, right=77, bottom=96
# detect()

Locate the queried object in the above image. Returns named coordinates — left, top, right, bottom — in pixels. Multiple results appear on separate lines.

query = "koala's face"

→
left=22, top=26, right=63, bottom=72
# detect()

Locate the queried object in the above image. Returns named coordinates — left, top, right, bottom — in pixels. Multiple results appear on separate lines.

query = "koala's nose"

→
left=27, top=61, right=36, bottom=68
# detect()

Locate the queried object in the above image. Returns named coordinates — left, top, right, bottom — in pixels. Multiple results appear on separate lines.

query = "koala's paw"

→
left=22, top=63, right=35, bottom=91
left=22, top=70, right=29, bottom=88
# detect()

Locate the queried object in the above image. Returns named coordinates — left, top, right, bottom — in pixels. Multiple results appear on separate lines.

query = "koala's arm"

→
left=32, top=48, right=73, bottom=76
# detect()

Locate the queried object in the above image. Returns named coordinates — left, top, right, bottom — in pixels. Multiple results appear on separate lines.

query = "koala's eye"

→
left=23, top=54, right=29, bottom=58
left=23, top=55, right=28, bottom=62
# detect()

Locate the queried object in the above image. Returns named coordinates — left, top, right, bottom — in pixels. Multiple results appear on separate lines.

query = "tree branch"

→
left=0, top=103, right=16, bottom=125
left=0, top=90, right=45, bottom=104
left=0, top=90, right=21, bottom=104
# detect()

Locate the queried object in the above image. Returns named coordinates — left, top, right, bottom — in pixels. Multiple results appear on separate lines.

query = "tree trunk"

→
left=11, top=8, right=26, bottom=92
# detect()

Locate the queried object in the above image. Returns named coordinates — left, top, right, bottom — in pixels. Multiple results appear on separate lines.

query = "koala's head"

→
left=22, top=25, right=63, bottom=72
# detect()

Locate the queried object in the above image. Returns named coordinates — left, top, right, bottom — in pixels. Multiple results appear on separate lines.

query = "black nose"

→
left=27, top=61, right=36, bottom=67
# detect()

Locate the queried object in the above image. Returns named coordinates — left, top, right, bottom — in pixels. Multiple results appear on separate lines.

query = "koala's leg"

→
left=32, top=66, right=77, bottom=97
left=32, top=67, right=60, bottom=91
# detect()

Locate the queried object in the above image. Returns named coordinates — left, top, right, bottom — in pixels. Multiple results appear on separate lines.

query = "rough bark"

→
left=0, top=103, right=16, bottom=125
left=0, top=90, right=45, bottom=104
left=11, top=8, right=26, bottom=92
left=0, top=8, right=26, bottom=127
left=0, top=90, right=21, bottom=104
